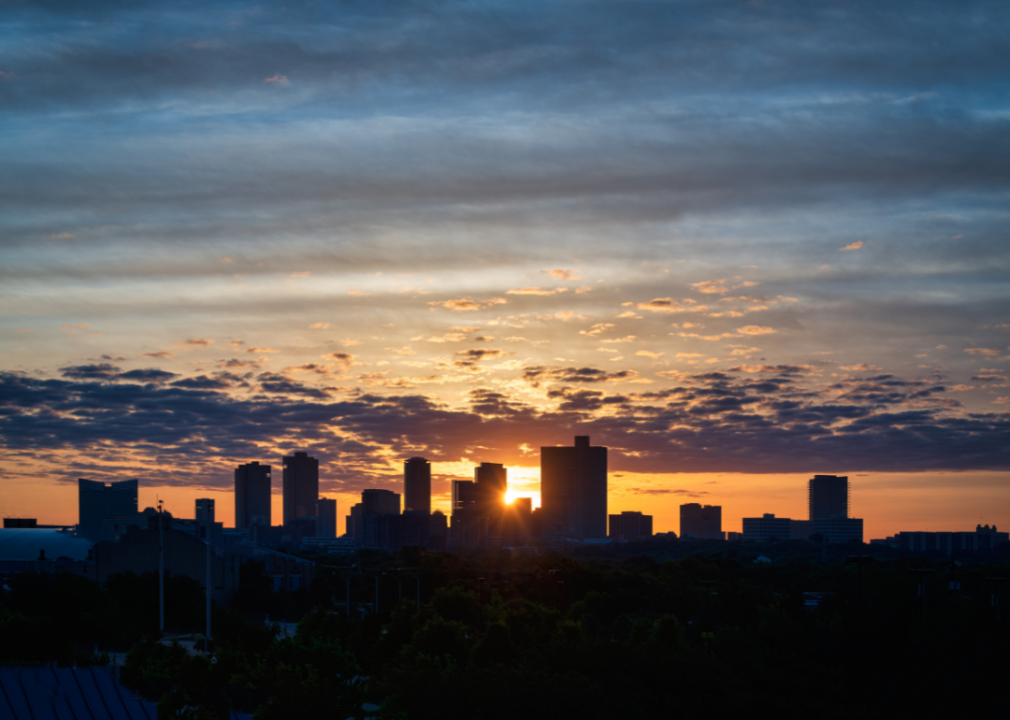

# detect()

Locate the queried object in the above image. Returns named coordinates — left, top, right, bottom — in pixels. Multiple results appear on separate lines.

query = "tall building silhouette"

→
left=680, top=503, right=723, bottom=540
left=235, top=462, right=272, bottom=529
left=195, top=498, right=215, bottom=524
left=808, top=475, right=849, bottom=519
left=316, top=498, right=337, bottom=538
left=475, top=462, right=507, bottom=514
left=78, top=479, right=138, bottom=542
left=540, top=436, right=608, bottom=539
left=404, top=457, right=432, bottom=514
left=283, top=451, right=319, bottom=526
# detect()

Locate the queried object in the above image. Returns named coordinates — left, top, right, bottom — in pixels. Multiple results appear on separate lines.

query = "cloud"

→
left=581, top=323, right=615, bottom=337
left=309, top=322, right=331, bottom=329
left=506, top=287, right=568, bottom=295
left=522, top=366, right=644, bottom=386
left=246, top=346, right=278, bottom=353
left=964, top=348, right=1002, bottom=358
left=542, top=269, right=581, bottom=281
left=691, top=279, right=729, bottom=294
left=840, top=241, right=864, bottom=251
left=50, top=232, right=75, bottom=239
left=264, top=75, right=289, bottom=84
left=637, top=298, right=704, bottom=314
left=736, top=325, right=777, bottom=335
left=325, top=352, right=356, bottom=367
left=180, top=338, right=213, bottom=347
left=425, top=333, right=467, bottom=343
left=635, top=350, right=665, bottom=359
left=454, top=348, right=510, bottom=361
left=141, top=351, right=176, bottom=359
left=430, top=298, right=507, bottom=312
left=2, top=364, right=1010, bottom=489
left=117, top=368, right=179, bottom=384
left=60, top=364, right=121, bottom=380
left=839, top=363, right=884, bottom=372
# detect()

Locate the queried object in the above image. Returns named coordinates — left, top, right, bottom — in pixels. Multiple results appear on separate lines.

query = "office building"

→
left=475, top=462, right=507, bottom=513
left=235, top=462, right=272, bottom=529
left=351, top=489, right=401, bottom=548
left=742, top=514, right=792, bottom=542
left=808, top=475, right=849, bottom=520
left=609, top=511, right=653, bottom=541
left=362, top=488, right=400, bottom=515
left=404, top=457, right=432, bottom=514
left=316, top=498, right=337, bottom=538
left=195, top=498, right=214, bottom=525
left=898, top=525, right=1008, bottom=554
left=78, top=479, right=139, bottom=543
left=540, top=436, right=608, bottom=539
left=680, top=503, right=723, bottom=540
left=282, top=452, right=319, bottom=526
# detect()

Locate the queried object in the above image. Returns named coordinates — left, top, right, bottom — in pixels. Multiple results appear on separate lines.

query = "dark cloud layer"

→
left=2, top=367, right=1007, bottom=494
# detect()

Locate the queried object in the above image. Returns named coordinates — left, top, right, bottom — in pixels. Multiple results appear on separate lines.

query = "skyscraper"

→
left=78, top=479, right=138, bottom=542
left=404, top=457, right=432, bottom=514
left=283, top=451, right=319, bottom=526
left=540, top=436, right=608, bottom=540
left=235, top=462, right=272, bottom=529
left=475, top=462, right=507, bottom=514
left=316, top=498, right=337, bottom=538
left=808, top=475, right=849, bottom=520
left=680, top=503, right=723, bottom=540
left=195, top=498, right=215, bottom=524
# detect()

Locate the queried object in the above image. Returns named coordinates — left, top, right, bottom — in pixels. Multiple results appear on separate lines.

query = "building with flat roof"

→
left=609, top=511, right=653, bottom=541
left=78, top=479, right=138, bottom=543
left=235, top=462, right=272, bottom=529
left=282, top=452, right=319, bottom=526
left=680, top=503, right=723, bottom=540
left=742, top=514, right=792, bottom=542
left=404, top=457, right=431, bottom=514
left=809, top=475, right=849, bottom=520
left=541, top=436, right=608, bottom=540
left=316, top=498, right=337, bottom=538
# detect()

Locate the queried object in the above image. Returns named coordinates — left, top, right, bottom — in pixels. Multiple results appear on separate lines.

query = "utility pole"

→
left=205, top=508, right=212, bottom=657
left=158, top=499, right=164, bottom=634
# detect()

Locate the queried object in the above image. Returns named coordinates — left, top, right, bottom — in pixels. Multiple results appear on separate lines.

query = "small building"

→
left=742, top=514, right=792, bottom=542
left=608, top=511, right=653, bottom=541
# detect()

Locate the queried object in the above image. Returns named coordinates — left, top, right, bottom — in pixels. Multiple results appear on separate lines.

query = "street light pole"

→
left=158, top=499, right=164, bottom=634
left=205, top=509, right=212, bottom=657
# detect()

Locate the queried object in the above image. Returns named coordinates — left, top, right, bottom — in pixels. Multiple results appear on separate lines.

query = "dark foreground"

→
left=2, top=544, right=1008, bottom=718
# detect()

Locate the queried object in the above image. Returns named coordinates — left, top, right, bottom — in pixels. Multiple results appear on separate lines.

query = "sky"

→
left=1, top=0, right=1009, bottom=539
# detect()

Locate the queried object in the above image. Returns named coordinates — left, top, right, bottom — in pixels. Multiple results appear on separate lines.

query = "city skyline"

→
left=1, top=1, right=1009, bottom=538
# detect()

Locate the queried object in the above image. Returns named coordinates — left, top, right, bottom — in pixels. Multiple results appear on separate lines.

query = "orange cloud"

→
left=430, top=297, right=507, bottom=312
left=737, top=325, right=776, bottom=335
left=507, top=287, right=568, bottom=296
left=542, top=269, right=581, bottom=281
left=840, top=241, right=864, bottom=251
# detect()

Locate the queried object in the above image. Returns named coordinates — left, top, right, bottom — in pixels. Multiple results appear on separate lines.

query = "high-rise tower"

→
left=808, top=475, right=849, bottom=520
left=540, top=436, right=607, bottom=539
left=475, top=462, right=507, bottom=514
left=235, top=462, right=272, bottom=529
left=78, top=479, right=139, bottom=542
left=283, top=452, right=319, bottom=526
left=404, top=457, right=432, bottom=514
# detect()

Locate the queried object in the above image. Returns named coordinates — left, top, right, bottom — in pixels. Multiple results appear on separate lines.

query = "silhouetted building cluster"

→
left=342, top=436, right=617, bottom=552
left=680, top=503, right=723, bottom=540
left=742, top=475, right=864, bottom=543
left=891, top=525, right=1009, bottom=555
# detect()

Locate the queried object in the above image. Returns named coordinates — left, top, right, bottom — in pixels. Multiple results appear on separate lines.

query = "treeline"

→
left=2, top=549, right=1008, bottom=718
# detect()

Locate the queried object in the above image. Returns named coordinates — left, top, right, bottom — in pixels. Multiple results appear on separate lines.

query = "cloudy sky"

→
left=1, top=0, right=1008, bottom=537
